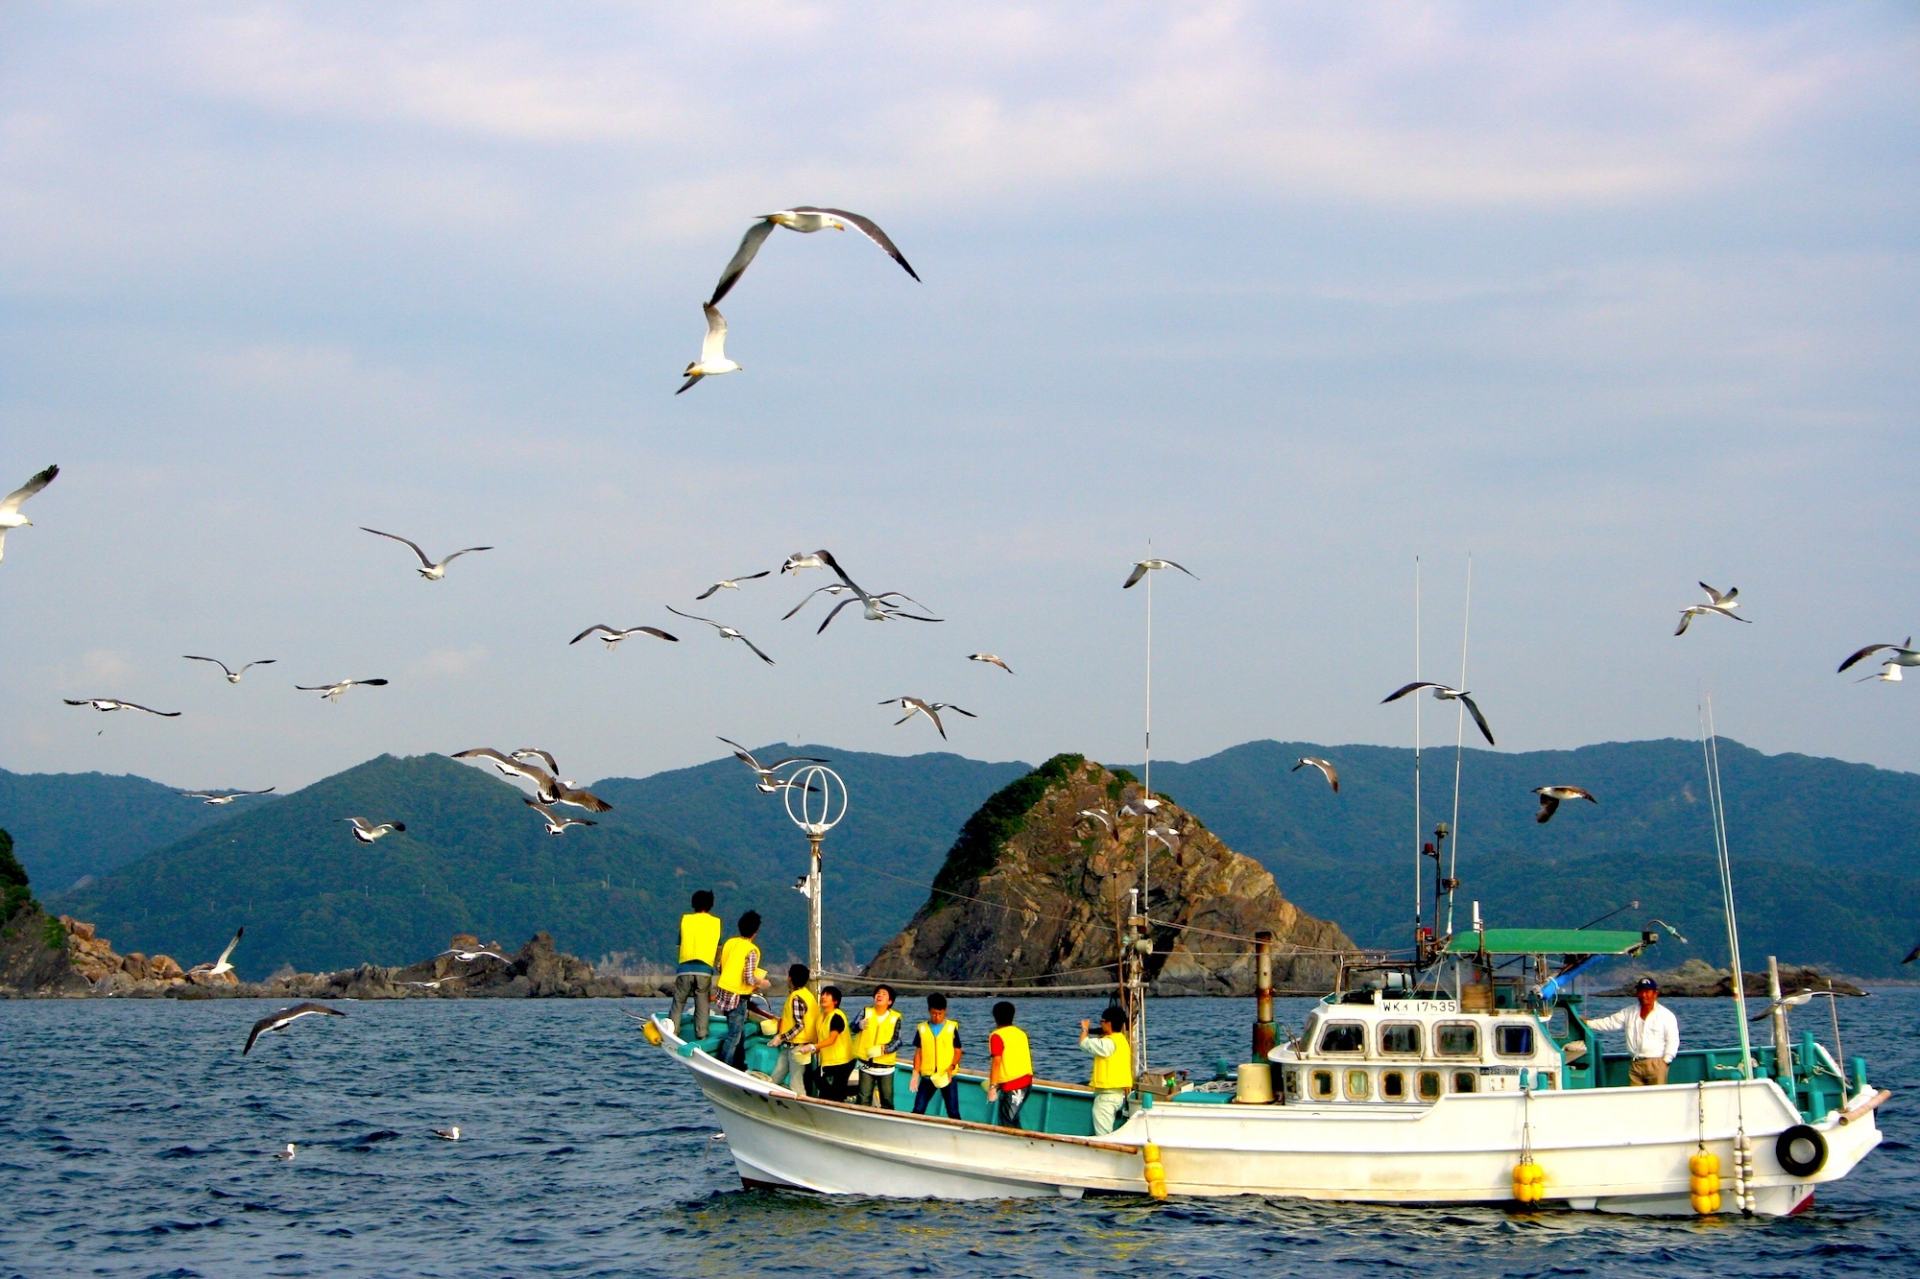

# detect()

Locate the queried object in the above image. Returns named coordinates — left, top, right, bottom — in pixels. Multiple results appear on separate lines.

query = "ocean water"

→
left=2, top=992, right=1914, bottom=1278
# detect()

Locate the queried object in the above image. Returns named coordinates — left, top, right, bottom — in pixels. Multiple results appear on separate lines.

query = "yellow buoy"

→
left=1142, top=1143, right=1168, bottom=1199
left=1690, top=1150, right=1719, bottom=1178
left=1512, top=1160, right=1545, bottom=1204
left=641, top=1019, right=663, bottom=1046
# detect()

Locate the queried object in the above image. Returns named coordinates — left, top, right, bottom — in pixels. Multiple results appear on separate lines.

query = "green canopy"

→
left=1442, top=928, right=1650, bottom=957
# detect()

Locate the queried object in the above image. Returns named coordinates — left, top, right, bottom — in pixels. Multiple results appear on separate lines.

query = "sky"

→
left=2, top=2, right=1916, bottom=798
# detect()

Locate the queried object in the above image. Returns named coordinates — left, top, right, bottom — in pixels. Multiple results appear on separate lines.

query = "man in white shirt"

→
left=1586, top=976, right=1680, bottom=1085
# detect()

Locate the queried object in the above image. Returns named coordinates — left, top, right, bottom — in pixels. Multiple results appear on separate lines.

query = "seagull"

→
left=792, top=875, right=811, bottom=900
left=1118, top=788, right=1162, bottom=818
left=181, top=786, right=276, bottom=805
left=1381, top=682, right=1496, bottom=747
left=1648, top=918, right=1689, bottom=944
left=1290, top=758, right=1339, bottom=793
left=183, top=655, right=277, bottom=684
left=1076, top=809, right=1114, bottom=830
left=450, top=747, right=612, bottom=811
left=275, top=1143, right=297, bottom=1161
left=880, top=696, right=972, bottom=739
left=438, top=947, right=510, bottom=963
left=780, top=551, right=828, bottom=574
left=1532, top=785, right=1597, bottom=824
left=717, top=737, right=828, bottom=792
left=811, top=550, right=942, bottom=631
left=344, top=817, right=406, bottom=843
left=360, top=527, right=493, bottom=580
left=243, top=1001, right=345, bottom=1054
left=568, top=624, right=678, bottom=649
left=1674, top=583, right=1751, bottom=636
left=0, top=463, right=58, bottom=564
left=707, top=207, right=919, bottom=306
left=526, top=799, right=597, bottom=835
left=1147, top=824, right=1181, bottom=852
left=1123, top=558, right=1198, bottom=589
left=1837, top=638, right=1919, bottom=674
left=432, top=1126, right=461, bottom=1141
left=781, top=583, right=927, bottom=621
left=664, top=605, right=775, bottom=664
left=188, top=926, right=245, bottom=977
left=968, top=653, right=1015, bottom=674
left=1856, top=663, right=1905, bottom=684
left=63, top=698, right=181, bottom=717
left=402, top=979, right=450, bottom=989
left=295, top=678, right=389, bottom=702
left=453, top=746, right=541, bottom=781
left=677, top=303, right=741, bottom=395
left=695, top=571, right=771, bottom=601
left=509, top=747, right=562, bottom=775
left=1747, top=990, right=1835, bottom=1021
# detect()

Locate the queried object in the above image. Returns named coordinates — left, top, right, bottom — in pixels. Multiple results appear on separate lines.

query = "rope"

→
left=821, top=970, right=1120, bottom=995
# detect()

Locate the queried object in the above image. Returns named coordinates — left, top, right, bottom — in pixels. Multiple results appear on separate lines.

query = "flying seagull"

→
left=1076, top=809, right=1114, bottom=830
left=968, top=653, right=1015, bottom=674
left=360, top=527, right=493, bottom=580
left=717, top=737, right=828, bottom=792
left=181, top=786, right=276, bottom=805
left=344, top=817, right=406, bottom=843
left=812, top=549, right=942, bottom=631
left=438, top=947, right=510, bottom=963
left=1856, top=663, right=1905, bottom=684
left=295, top=678, right=389, bottom=702
left=708, top=207, right=919, bottom=306
left=63, top=698, right=180, bottom=717
left=1147, top=824, right=1181, bottom=852
left=1532, top=785, right=1597, bottom=824
left=1381, top=682, right=1496, bottom=747
left=695, top=571, right=771, bottom=601
left=1674, top=583, right=1751, bottom=636
left=526, top=799, right=596, bottom=835
left=1123, top=558, right=1198, bottom=589
left=1747, top=989, right=1836, bottom=1021
left=792, top=874, right=811, bottom=900
left=1836, top=638, right=1918, bottom=675
left=0, top=463, right=58, bottom=564
left=183, top=655, right=277, bottom=684
left=782, top=583, right=928, bottom=622
left=449, top=747, right=612, bottom=812
left=568, top=623, right=678, bottom=649
left=243, top=1001, right=345, bottom=1055
left=677, top=303, right=741, bottom=395
left=189, top=926, right=245, bottom=978
left=780, top=551, right=828, bottom=575
left=1118, top=788, right=1162, bottom=818
left=881, top=696, right=969, bottom=739
left=664, top=605, right=775, bottom=664
left=1291, top=757, right=1339, bottom=793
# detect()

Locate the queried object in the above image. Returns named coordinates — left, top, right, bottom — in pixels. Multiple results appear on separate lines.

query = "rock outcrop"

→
left=1601, top=957, right=1866, bottom=998
left=865, top=755, right=1353, bottom=995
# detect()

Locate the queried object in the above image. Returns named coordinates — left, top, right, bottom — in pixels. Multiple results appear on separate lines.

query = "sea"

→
left=2, top=992, right=1915, bottom=1278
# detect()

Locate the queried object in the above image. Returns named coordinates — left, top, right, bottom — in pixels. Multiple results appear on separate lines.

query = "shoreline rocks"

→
left=1599, top=957, right=1866, bottom=998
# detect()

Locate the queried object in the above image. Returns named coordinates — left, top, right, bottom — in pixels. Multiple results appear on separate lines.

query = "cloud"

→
left=407, top=646, right=490, bottom=681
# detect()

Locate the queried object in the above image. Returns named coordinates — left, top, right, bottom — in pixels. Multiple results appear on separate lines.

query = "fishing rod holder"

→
left=784, top=765, right=848, bottom=987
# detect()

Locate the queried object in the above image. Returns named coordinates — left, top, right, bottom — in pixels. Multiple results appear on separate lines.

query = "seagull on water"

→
left=1532, top=785, right=1597, bottom=824
left=695, top=571, right=771, bottom=601
left=707, top=207, right=919, bottom=306
left=63, top=698, right=181, bottom=717
left=677, top=303, right=741, bottom=395
left=344, top=817, right=406, bottom=843
left=1381, top=682, right=1496, bottom=747
left=569, top=623, right=678, bottom=649
left=1123, top=559, right=1198, bottom=589
left=967, top=653, right=1015, bottom=674
left=182, top=786, right=276, bottom=805
left=432, top=1126, right=461, bottom=1141
left=526, top=799, right=596, bottom=835
left=295, top=678, right=389, bottom=702
left=243, top=1001, right=345, bottom=1054
left=881, top=697, right=973, bottom=739
left=1837, top=638, right=1918, bottom=675
left=665, top=605, right=775, bottom=664
left=0, top=463, right=58, bottom=564
left=275, top=1143, right=297, bottom=1161
left=717, top=737, right=828, bottom=792
left=1674, top=582, right=1751, bottom=636
left=183, top=655, right=277, bottom=684
left=360, top=527, right=493, bottom=580
left=189, top=926, right=245, bottom=977
left=1291, top=758, right=1339, bottom=793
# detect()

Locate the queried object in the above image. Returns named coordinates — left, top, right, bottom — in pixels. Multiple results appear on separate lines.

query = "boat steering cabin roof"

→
left=1440, top=927, right=1653, bottom=958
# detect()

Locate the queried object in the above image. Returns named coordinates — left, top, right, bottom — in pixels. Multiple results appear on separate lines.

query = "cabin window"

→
left=1317, top=1022, right=1366, bottom=1054
left=1417, top=1071, right=1442, bottom=1101
left=1344, top=1070, right=1371, bottom=1101
left=1495, top=1024, right=1535, bottom=1057
left=1382, top=1071, right=1406, bottom=1100
left=1435, top=1022, right=1480, bottom=1056
left=1310, top=1070, right=1334, bottom=1100
left=1284, top=1069, right=1302, bottom=1099
left=1378, top=1022, right=1421, bottom=1056
left=1452, top=1071, right=1477, bottom=1094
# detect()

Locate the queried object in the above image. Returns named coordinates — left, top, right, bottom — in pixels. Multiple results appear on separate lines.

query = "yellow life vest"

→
left=817, top=1008, right=853, bottom=1067
left=780, top=988, right=816, bottom=1043
left=991, top=1024, right=1033, bottom=1084
left=676, top=912, right=721, bottom=967
left=715, top=936, right=762, bottom=996
left=857, top=1008, right=902, bottom=1066
left=1090, top=1030, right=1132, bottom=1091
left=917, top=1019, right=960, bottom=1076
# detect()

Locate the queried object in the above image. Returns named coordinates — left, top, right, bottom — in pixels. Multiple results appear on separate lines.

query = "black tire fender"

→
left=1775, top=1123, right=1827, bottom=1177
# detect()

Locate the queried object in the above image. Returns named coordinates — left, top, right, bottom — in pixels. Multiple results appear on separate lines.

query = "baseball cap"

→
left=1635, top=977, right=1659, bottom=992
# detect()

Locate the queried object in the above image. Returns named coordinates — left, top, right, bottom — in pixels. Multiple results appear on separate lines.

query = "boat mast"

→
left=1442, top=554, right=1472, bottom=939
left=1701, top=698, right=1754, bottom=1080
left=1137, top=542, right=1154, bottom=1079
left=1412, top=556, right=1424, bottom=950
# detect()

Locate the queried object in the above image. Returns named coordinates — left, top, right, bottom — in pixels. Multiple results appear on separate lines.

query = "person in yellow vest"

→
left=984, top=1000, right=1033, bottom=1129
left=909, top=992, right=965, bottom=1119
left=768, top=963, right=818, bottom=1096
left=813, top=986, right=856, bottom=1101
left=669, top=890, right=720, bottom=1039
left=1079, top=1004, right=1132, bottom=1135
left=714, top=910, right=769, bottom=1069
left=852, top=984, right=903, bottom=1110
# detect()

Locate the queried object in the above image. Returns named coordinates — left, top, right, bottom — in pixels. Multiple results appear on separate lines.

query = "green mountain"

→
left=0, top=767, right=272, bottom=893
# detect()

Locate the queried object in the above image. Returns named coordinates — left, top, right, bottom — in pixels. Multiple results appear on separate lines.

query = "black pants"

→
left=819, top=1062, right=856, bottom=1102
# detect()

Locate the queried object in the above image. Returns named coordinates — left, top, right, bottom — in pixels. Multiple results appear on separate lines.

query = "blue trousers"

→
left=716, top=1002, right=750, bottom=1068
left=912, top=1078, right=961, bottom=1119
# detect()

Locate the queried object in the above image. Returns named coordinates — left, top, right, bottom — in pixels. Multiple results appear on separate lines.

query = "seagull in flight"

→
left=243, top=1001, right=345, bottom=1055
left=1123, top=558, right=1198, bottom=589
left=63, top=698, right=180, bottom=717
left=780, top=551, right=828, bottom=575
left=439, top=947, right=510, bottom=964
left=1837, top=638, right=1918, bottom=675
left=1532, top=785, right=1597, bottom=824
left=1856, top=663, right=1905, bottom=684
left=0, top=463, right=58, bottom=564
left=812, top=549, right=942, bottom=631
left=665, top=605, right=775, bottom=664
left=717, top=737, right=828, bottom=792
left=568, top=623, right=678, bottom=649
left=708, top=207, right=919, bottom=306
left=450, top=748, right=612, bottom=811
left=344, top=817, right=406, bottom=843
left=793, top=874, right=811, bottom=900
left=1118, top=787, right=1162, bottom=818
left=188, top=926, right=245, bottom=978
left=181, top=786, right=276, bottom=806
left=360, top=527, right=493, bottom=580
left=296, top=678, right=389, bottom=702
left=1674, top=582, right=1751, bottom=636
left=1748, top=989, right=1837, bottom=1021
left=183, top=655, right=277, bottom=684
left=677, top=303, right=741, bottom=394
left=967, top=653, right=1015, bottom=674
left=881, top=697, right=973, bottom=739
left=1076, top=809, right=1114, bottom=830
left=1381, top=682, right=1496, bottom=747
left=1147, top=824, right=1181, bottom=853
left=525, top=799, right=596, bottom=835
left=1291, top=758, right=1339, bottom=793
left=695, top=571, right=771, bottom=601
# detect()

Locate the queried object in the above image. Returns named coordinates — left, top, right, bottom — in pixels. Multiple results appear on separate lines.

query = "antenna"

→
left=1443, top=554, right=1473, bottom=938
